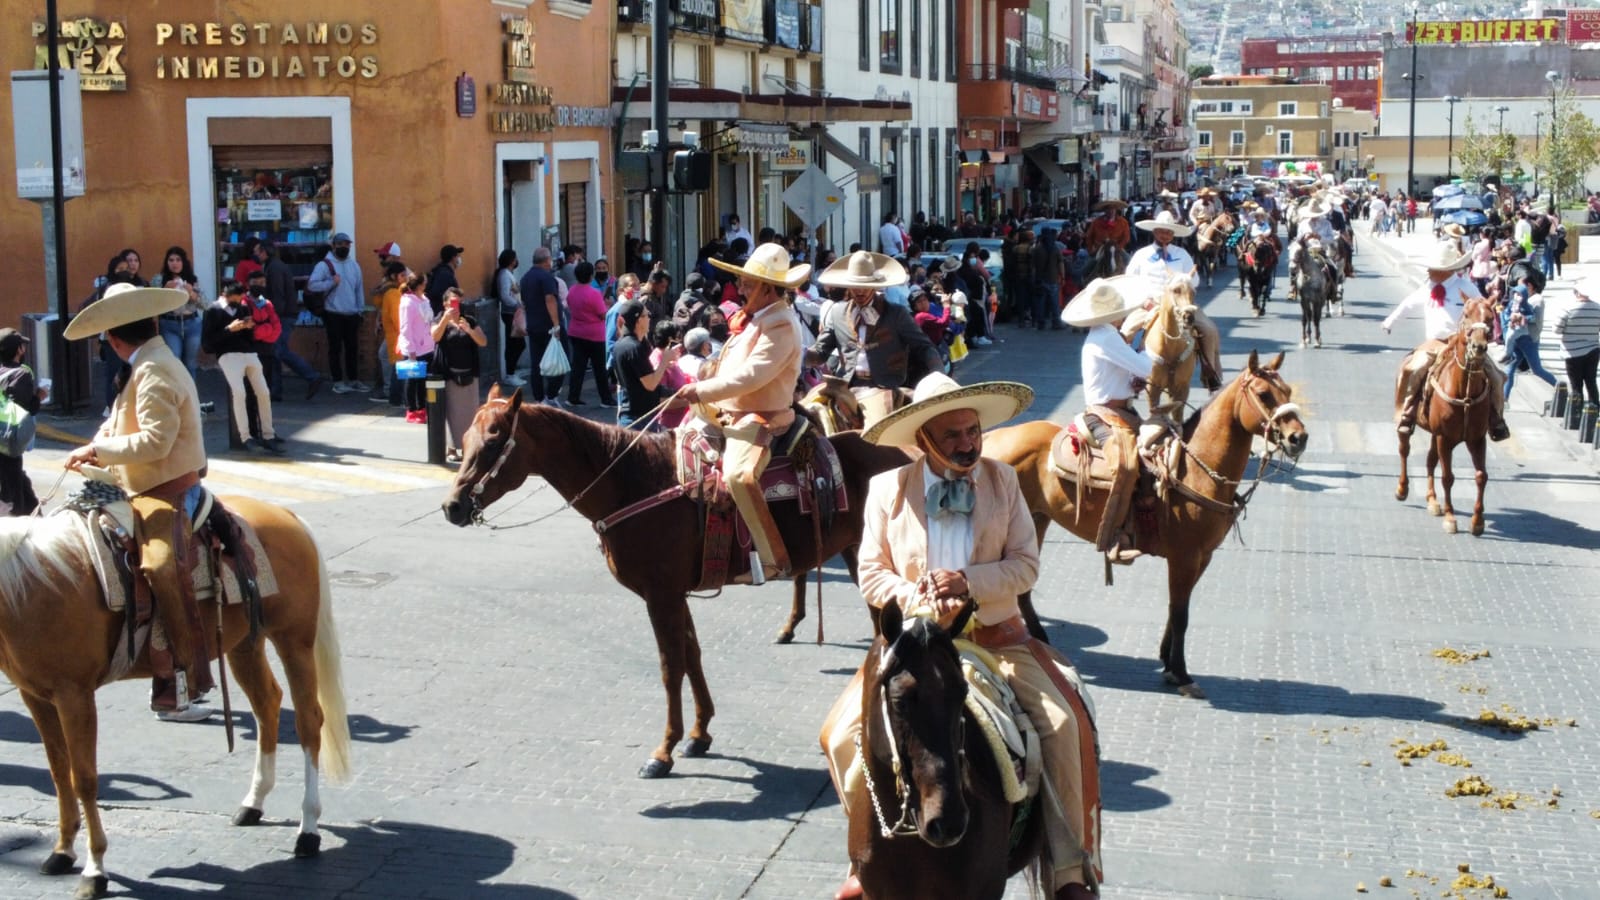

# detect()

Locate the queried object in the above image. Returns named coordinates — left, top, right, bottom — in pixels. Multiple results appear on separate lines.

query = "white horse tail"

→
left=306, top=524, right=352, bottom=784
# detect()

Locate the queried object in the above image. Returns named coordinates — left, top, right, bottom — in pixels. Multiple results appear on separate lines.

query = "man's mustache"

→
left=950, top=449, right=980, bottom=466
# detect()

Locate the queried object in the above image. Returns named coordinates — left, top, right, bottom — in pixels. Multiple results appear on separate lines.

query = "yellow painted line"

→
left=35, top=423, right=90, bottom=446
left=201, top=467, right=341, bottom=503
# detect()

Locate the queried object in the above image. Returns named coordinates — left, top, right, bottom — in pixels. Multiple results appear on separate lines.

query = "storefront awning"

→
left=810, top=128, right=881, bottom=192
left=1023, top=146, right=1075, bottom=189
left=737, top=122, right=792, bottom=154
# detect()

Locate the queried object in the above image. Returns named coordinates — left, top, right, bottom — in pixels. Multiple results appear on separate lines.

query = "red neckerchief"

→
left=1429, top=283, right=1447, bottom=308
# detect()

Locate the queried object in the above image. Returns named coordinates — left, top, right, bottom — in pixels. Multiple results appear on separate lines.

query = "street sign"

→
left=11, top=69, right=85, bottom=199
left=781, top=164, right=843, bottom=231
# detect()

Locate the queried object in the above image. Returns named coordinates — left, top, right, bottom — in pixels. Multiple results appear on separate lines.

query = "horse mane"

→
left=0, top=514, right=87, bottom=614
left=532, top=404, right=678, bottom=503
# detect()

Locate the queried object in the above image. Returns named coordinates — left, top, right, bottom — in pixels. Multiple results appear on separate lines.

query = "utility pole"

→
left=1403, top=7, right=1419, bottom=198
left=45, top=0, right=75, bottom=411
left=650, top=0, right=670, bottom=273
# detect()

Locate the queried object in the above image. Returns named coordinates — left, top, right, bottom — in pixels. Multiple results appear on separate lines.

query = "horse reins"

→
left=1168, top=372, right=1300, bottom=527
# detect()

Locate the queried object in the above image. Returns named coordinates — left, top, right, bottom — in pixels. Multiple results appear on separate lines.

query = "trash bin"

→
left=23, top=312, right=91, bottom=412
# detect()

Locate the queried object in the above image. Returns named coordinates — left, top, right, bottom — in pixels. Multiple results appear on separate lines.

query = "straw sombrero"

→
left=1422, top=242, right=1471, bottom=272
left=862, top=373, right=1033, bottom=447
left=1440, top=223, right=1467, bottom=237
left=938, top=256, right=963, bottom=274
left=1300, top=197, right=1332, bottom=218
left=65, top=283, right=189, bottom=340
left=708, top=242, right=811, bottom=288
left=816, top=251, right=907, bottom=289
left=1133, top=210, right=1195, bottom=238
left=1061, top=275, right=1153, bottom=328
left=1195, top=187, right=1218, bottom=198
left=1157, top=189, right=1179, bottom=200
left=1093, top=199, right=1129, bottom=212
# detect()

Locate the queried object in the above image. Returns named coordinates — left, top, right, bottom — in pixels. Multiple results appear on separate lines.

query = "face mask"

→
left=710, top=324, right=730, bottom=341
left=641, top=253, right=653, bottom=262
left=595, top=270, right=609, bottom=280
left=333, top=246, right=351, bottom=260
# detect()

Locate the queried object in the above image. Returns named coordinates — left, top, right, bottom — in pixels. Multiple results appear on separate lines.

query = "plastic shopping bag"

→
left=539, top=330, right=571, bottom=378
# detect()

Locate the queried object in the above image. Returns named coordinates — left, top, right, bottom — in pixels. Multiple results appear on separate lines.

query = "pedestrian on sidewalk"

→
left=1500, top=282, right=1558, bottom=398
left=495, top=249, right=527, bottom=387
left=396, top=271, right=436, bottom=423
left=202, top=282, right=284, bottom=455
left=426, top=244, right=464, bottom=316
left=371, top=260, right=407, bottom=404
left=518, top=246, right=566, bottom=403
left=255, top=239, right=324, bottom=399
left=566, top=261, right=614, bottom=407
left=1555, top=276, right=1600, bottom=410
left=307, top=233, right=367, bottom=393
left=431, top=288, right=487, bottom=462
left=151, top=246, right=205, bottom=380
left=0, top=328, right=43, bottom=515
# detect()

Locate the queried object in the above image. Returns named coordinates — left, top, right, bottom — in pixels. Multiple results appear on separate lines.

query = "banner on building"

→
left=721, top=0, right=763, bottom=44
left=1405, top=18, right=1562, bottom=44
left=768, top=0, right=802, bottom=49
left=1567, top=10, right=1600, bottom=44
left=673, top=0, right=719, bottom=35
left=770, top=140, right=811, bottom=172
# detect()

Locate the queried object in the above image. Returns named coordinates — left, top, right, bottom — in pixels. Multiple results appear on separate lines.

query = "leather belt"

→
left=969, top=615, right=1030, bottom=649
left=137, top=471, right=201, bottom=502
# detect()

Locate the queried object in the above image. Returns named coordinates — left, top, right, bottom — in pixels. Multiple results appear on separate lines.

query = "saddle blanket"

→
left=674, top=422, right=848, bottom=516
left=954, top=639, right=1042, bottom=804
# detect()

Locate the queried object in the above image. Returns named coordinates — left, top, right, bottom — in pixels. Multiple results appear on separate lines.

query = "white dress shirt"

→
left=1382, top=272, right=1483, bottom=341
left=924, top=463, right=975, bottom=574
left=1125, top=242, right=1200, bottom=293
left=1082, top=323, right=1155, bottom=405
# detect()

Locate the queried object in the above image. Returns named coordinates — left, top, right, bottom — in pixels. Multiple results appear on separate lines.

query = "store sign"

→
left=1405, top=18, right=1562, bottom=44
left=555, top=105, right=610, bottom=127
left=1015, top=85, right=1059, bottom=121
left=490, top=17, right=555, bottom=134
left=721, top=0, right=763, bottom=44
left=152, top=21, right=379, bottom=80
left=457, top=73, right=476, bottom=117
left=672, top=0, right=719, bottom=34
left=737, top=124, right=790, bottom=154
left=1567, top=10, right=1600, bottom=43
left=770, top=141, right=811, bottom=172
left=31, top=17, right=127, bottom=91
left=12, top=70, right=86, bottom=199
left=245, top=199, right=283, bottom=221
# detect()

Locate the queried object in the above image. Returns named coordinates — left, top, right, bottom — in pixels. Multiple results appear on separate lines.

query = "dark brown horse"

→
left=1193, top=211, right=1235, bottom=288
left=1395, top=299, right=1496, bottom=536
left=1237, top=237, right=1279, bottom=316
left=983, top=352, right=1308, bottom=697
left=441, top=386, right=908, bottom=777
left=848, top=602, right=1043, bottom=900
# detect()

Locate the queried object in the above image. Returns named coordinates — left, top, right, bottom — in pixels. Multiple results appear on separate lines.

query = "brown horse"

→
left=983, top=352, right=1308, bottom=697
left=801, top=375, right=866, bottom=435
left=1237, top=236, right=1279, bottom=316
left=1086, top=241, right=1127, bottom=280
left=848, top=601, right=1043, bottom=900
left=1123, top=273, right=1218, bottom=409
left=0, top=497, right=351, bottom=900
left=1193, top=212, right=1235, bottom=288
left=441, top=387, right=909, bottom=777
left=1394, top=299, right=1496, bottom=536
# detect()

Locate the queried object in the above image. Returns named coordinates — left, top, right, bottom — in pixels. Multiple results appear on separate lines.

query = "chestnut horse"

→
left=441, top=387, right=909, bottom=777
left=848, top=602, right=1044, bottom=900
left=0, top=497, right=350, bottom=900
left=1193, top=212, right=1235, bottom=288
left=983, top=352, right=1308, bottom=697
left=1394, top=299, right=1496, bottom=536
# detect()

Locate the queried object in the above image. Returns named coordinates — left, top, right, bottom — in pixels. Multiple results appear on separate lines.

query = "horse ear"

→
left=879, top=602, right=903, bottom=644
left=487, top=382, right=502, bottom=401
left=1246, top=349, right=1260, bottom=372
left=507, top=386, right=525, bottom=410
left=1266, top=351, right=1285, bottom=371
left=946, top=599, right=977, bottom=638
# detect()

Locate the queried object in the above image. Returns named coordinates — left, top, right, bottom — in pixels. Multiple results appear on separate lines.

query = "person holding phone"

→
left=432, top=288, right=488, bottom=462
left=201, top=281, right=284, bottom=455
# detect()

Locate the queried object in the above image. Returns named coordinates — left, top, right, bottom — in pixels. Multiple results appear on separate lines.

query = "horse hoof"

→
left=1314, top=340, right=1322, bottom=349
left=233, top=806, right=264, bottom=827
left=1443, top=518, right=1458, bottom=535
left=1177, top=683, right=1208, bottom=700
left=681, top=736, right=713, bottom=758
left=39, top=852, right=76, bottom=876
left=1395, top=485, right=1409, bottom=501
left=74, top=875, right=108, bottom=900
left=774, top=629, right=795, bottom=645
left=638, top=758, right=674, bottom=779
left=1427, top=500, right=1442, bottom=516
left=1471, top=520, right=1485, bottom=537
left=293, top=833, right=321, bottom=858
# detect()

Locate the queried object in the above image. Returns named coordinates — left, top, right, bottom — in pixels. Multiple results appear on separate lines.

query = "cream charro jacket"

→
left=858, top=457, right=1040, bottom=628
left=692, top=303, right=803, bottom=421
left=91, top=336, right=207, bottom=496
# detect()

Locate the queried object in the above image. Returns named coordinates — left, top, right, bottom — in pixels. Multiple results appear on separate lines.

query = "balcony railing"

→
left=964, top=64, right=1056, bottom=91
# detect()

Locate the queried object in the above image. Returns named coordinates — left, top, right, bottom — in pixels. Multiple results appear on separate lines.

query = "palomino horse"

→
left=0, top=497, right=351, bottom=900
left=847, top=601, right=1044, bottom=900
left=1193, top=212, right=1235, bottom=288
left=441, top=387, right=909, bottom=777
left=1123, top=273, right=1222, bottom=410
left=1289, top=236, right=1332, bottom=348
left=984, top=352, right=1307, bottom=696
left=1237, top=236, right=1279, bottom=316
left=1395, top=299, right=1497, bottom=536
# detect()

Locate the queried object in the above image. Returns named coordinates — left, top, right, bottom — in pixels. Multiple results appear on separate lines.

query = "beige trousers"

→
left=721, top=416, right=788, bottom=572
left=218, top=351, right=274, bottom=442
left=821, top=638, right=1102, bottom=890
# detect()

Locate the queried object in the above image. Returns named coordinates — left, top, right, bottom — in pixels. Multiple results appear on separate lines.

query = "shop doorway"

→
left=494, top=143, right=547, bottom=261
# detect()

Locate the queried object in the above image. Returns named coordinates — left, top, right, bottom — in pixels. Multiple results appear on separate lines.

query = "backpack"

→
left=0, top=366, right=37, bottom=457
left=300, top=258, right=335, bottom=318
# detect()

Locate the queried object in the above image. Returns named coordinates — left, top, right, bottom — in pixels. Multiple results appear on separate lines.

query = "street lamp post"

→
left=1444, top=95, right=1461, bottom=180
left=1494, top=104, right=1509, bottom=136
left=1403, top=7, right=1420, bottom=197
left=1534, top=110, right=1545, bottom=195
left=1546, top=70, right=1562, bottom=205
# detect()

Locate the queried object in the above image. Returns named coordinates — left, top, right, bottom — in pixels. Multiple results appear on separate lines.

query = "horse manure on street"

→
left=1433, top=646, right=1492, bottom=664
left=1445, top=775, right=1496, bottom=798
left=1465, top=706, right=1578, bottom=733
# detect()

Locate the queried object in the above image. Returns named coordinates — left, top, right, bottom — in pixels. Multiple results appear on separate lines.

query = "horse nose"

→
left=442, top=499, right=467, bottom=527
left=1286, top=430, right=1308, bottom=457
left=922, top=807, right=968, bottom=848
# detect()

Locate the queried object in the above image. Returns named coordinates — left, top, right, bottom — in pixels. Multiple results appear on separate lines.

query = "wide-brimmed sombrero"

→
left=1061, top=275, right=1153, bottom=328
left=1300, top=197, right=1332, bottom=218
left=938, top=256, right=963, bottom=274
left=816, top=251, right=907, bottom=289
left=1422, top=242, right=1471, bottom=272
left=65, top=283, right=189, bottom=340
left=1093, top=199, right=1129, bottom=212
left=1440, top=223, right=1467, bottom=237
left=1133, top=210, right=1195, bottom=238
left=1195, top=187, right=1218, bottom=198
left=863, top=373, right=1033, bottom=447
left=708, top=242, right=811, bottom=288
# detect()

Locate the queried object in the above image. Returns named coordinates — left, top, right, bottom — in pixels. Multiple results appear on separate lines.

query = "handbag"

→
left=539, top=330, right=571, bottom=378
left=511, top=304, right=528, bottom=338
left=301, top=259, right=335, bottom=318
left=0, top=368, right=36, bottom=457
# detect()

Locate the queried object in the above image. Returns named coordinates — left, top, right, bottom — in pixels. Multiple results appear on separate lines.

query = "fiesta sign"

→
left=1405, top=19, right=1562, bottom=44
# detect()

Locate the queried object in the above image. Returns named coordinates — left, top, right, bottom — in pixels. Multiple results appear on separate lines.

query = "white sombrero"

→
left=1300, top=197, right=1332, bottom=218
left=708, top=242, right=811, bottom=288
left=1133, top=210, right=1195, bottom=238
left=1440, top=223, right=1467, bottom=237
left=65, top=283, right=189, bottom=340
left=1422, top=242, right=1471, bottom=273
left=816, top=251, right=907, bottom=289
left=1061, top=275, right=1153, bottom=328
left=863, top=373, right=1034, bottom=447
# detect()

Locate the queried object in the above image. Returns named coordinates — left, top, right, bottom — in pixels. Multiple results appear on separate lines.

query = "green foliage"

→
left=1534, top=86, right=1600, bottom=206
left=1454, top=111, right=1517, bottom=181
left=1187, top=63, right=1214, bottom=80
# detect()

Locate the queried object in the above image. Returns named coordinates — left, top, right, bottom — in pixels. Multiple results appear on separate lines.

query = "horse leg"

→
left=1424, top=437, right=1441, bottom=515
left=639, top=593, right=690, bottom=778
left=1468, top=436, right=1488, bottom=537
left=273, top=637, right=328, bottom=857
left=1313, top=300, right=1323, bottom=348
left=1440, top=435, right=1465, bottom=531
left=53, top=691, right=109, bottom=899
left=1396, top=427, right=1411, bottom=501
left=224, top=637, right=283, bottom=828
left=1161, top=552, right=1213, bottom=699
left=679, top=606, right=715, bottom=758
left=17, top=691, right=81, bottom=877
left=1299, top=298, right=1309, bottom=346
left=776, top=576, right=804, bottom=644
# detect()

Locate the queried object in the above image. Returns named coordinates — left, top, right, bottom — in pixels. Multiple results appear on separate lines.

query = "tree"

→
left=1454, top=111, right=1516, bottom=182
left=1187, top=63, right=1213, bottom=81
left=1534, top=85, right=1600, bottom=207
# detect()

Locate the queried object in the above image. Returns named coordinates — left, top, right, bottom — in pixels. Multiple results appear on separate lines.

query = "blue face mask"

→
left=641, top=253, right=653, bottom=262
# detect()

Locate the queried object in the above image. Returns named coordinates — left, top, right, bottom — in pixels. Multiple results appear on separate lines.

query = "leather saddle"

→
left=954, top=639, right=1042, bottom=852
left=1047, top=405, right=1183, bottom=488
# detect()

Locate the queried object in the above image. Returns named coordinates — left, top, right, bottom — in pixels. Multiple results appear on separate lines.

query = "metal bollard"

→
left=425, top=378, right=447, bottom=465
left=1552, top=381, right=1569, bottom=418
left=1581, top=404, right=1599, bottom=444
left=1565, top=395, right=1583, bottom=430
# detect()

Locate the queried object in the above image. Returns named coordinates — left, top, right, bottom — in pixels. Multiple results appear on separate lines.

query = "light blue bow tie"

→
left=927, top=477, right=975, bottom=517
left=1157, top=249, right=1172, bottom=262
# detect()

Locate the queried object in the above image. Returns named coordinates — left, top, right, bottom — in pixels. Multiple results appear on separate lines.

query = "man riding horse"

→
left=672, top=243, right=809, bottom=583
left=1121, top=211, right=1223, bottom=390
left=822, top=373, right=1101, bottom=900
left=1063, top=276, right=1162, bottom=564
left=62, top=283, right=215, bottom=719
left=1288, top=196, right=1340, bottom=301
left=807, top=251, right=943, bottom=428
left=1187, top=187, right=1220, bottom=233
left=1083, top=199, right=1131, bottom=259
left=1383, top=243, right=1512, bottom=443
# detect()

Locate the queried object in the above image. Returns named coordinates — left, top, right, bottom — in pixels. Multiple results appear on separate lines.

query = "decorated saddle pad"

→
left=953, top=639, right=1042, bottom=805
left=673, top=420, right=848, bottom=515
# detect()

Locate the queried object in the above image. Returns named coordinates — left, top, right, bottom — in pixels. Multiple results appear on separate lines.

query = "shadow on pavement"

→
left=1100, top=759, right=1170, bottom=813
left=195, top=709, right=416, bottom=746
left=129, top=820, right=577, bottom=899
left=637, top=755, right=832, bottom=822
left=0, top=711, right=40, bottom=744
left=0, top=763, right=190, bottom=803
left=1482, top=507, right=1600, bottom=551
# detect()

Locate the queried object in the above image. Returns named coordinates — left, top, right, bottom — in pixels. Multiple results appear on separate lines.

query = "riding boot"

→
left=131, top=494, right=215, bottom=712
left=1395, top=365, right=1427, bottom=436
left=1095, top=430, right=1141, bottom=564
left=1486, top=365, right=1512, bottom=441
left=1191, top=309, right=1224, bottom=390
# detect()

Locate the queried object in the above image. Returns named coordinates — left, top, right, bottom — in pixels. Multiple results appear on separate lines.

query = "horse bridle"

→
left=462, top=399, right=522, bottom=525
left=857, top=638, right=968, bottom=840
left=1238, top=369, right=1301, bottom=452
